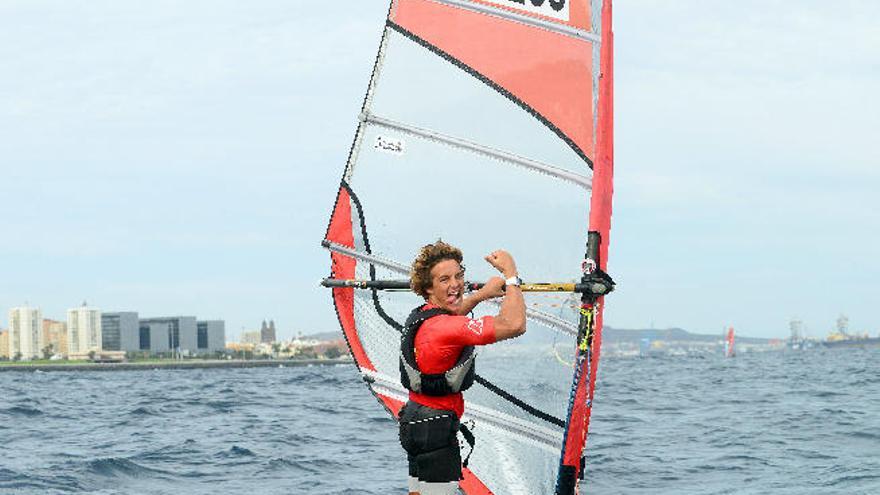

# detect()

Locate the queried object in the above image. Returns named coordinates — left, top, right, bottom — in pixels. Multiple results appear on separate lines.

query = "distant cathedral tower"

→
left=261, top=319, right=277, bottom=344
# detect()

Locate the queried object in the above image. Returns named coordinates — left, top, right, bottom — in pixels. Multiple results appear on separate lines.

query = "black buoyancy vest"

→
left=399, top=306, right=476, bottom=396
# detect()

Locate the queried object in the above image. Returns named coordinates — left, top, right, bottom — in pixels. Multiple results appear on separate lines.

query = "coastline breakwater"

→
left=0, top=358, right=350, bottom=373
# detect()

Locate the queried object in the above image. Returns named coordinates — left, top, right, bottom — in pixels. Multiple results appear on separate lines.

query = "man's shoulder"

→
left=425, top=313, right=493, bottom=338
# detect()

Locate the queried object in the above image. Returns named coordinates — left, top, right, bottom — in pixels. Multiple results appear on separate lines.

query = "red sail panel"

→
left=382, top=393, right=407, bottom=420
left=390, top=0, right=595, bottom=162
left=460, top=469, right=494, bottom=495
left=325, top=186, right=376, bottom=372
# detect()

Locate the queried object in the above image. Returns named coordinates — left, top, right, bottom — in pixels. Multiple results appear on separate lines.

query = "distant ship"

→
left=822, top=335, right=880, bottom=348
left=787, top=318, right=815, bottom=350
left=822, top=314, right=880, bottom=348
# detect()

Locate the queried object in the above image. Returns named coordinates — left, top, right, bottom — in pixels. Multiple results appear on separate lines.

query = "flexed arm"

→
left=485, top=250, right=526, bottom=341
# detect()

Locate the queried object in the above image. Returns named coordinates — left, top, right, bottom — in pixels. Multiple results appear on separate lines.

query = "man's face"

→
left=426, top=259, right=465, bottom=312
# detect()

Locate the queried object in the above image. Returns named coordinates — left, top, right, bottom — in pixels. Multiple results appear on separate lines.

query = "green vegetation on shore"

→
left=0, top=359, right=90, bottom=367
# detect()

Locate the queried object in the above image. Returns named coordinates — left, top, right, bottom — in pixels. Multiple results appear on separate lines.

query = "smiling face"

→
left=425, top=258, right=465, bottom=313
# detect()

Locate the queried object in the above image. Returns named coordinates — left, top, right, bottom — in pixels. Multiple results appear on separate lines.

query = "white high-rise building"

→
left=67, top=302, right=102, bottom=355
left=8, top=306, right=43, bottom=360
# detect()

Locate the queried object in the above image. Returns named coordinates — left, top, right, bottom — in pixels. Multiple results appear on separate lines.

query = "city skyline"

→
left=1, top=302, right=227, bottom=360
left=1, top=2, right=878, bottom=339
left=0, top=302, right=290, bottom=342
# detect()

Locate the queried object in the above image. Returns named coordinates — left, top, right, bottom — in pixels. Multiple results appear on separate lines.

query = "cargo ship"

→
left=821, top=314, right=880, bottom=349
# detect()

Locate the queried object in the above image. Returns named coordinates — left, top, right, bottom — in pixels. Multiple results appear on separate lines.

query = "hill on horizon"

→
left=603, top=326, right=772, bottom=344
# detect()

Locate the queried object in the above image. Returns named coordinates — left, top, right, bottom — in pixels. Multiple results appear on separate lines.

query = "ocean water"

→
left=0, top=349, right=877, bottom=494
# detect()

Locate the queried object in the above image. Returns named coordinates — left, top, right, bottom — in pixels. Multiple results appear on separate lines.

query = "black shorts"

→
left=398, top=401, right=461, bottom=483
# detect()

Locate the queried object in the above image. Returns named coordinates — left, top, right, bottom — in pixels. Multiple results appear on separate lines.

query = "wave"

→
left=269, top=457, right=346, bottom=475
left=216, top=445, right=256, bottom=458
left=130, top=440, right=201, bottom=463
left=86, top=457, right=172, bottom=479
left=1, top=405, right=43, bottom=417
left=846, top=429, right=880, bottom=441
left=820, top=468, right=880, bottom=487
left=130, top=406, right=158, bottom=416
left=206, top=400, right=240, bottom=412
left=0, top=471, right=83, bottom=492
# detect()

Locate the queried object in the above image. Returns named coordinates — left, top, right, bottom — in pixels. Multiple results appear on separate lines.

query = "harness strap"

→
left=459, top=422, right=476, bottom=468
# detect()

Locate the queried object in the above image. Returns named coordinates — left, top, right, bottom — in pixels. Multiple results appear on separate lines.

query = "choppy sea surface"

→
left=1, top=348, right=878, bottom=494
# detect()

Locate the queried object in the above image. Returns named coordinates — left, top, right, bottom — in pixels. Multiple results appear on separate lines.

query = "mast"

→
left=556, top=0, right=614, bottom=492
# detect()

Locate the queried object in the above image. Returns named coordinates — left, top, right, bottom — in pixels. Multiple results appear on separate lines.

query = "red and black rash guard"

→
left=409, top=304, right=497, bottom=418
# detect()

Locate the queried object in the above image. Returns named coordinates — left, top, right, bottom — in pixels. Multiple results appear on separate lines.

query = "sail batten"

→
left=322, top=240, right=410, bottom=275
left=364, top=113, right=593, bottom=189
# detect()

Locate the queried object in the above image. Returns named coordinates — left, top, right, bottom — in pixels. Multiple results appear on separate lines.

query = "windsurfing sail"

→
left=725, top=326, right=736, bottom=358
left=322, top=1, right=614, bottom=493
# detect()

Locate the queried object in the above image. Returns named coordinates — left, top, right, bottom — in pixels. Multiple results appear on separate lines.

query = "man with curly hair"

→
left=398, top=240, right=526, bottom=495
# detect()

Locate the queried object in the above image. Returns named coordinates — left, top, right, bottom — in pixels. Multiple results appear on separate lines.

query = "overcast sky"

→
left=1, top=1, right=877, bottom=339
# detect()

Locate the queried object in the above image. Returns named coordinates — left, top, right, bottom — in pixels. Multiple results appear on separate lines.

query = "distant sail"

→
left=322, top=1, right=614, bottom=493
left=725, top=327, right=736, bottom=358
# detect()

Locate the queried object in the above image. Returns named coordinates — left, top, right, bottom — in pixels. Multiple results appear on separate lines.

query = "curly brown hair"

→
left=410, top=240, right=464, bottom=299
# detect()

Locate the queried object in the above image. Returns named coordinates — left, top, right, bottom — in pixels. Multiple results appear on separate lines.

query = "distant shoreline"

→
left=0, top=358, right=351, bottom=373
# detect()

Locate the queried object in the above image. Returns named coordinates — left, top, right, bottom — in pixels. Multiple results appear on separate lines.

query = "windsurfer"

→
left=399, top=240, right=527, bottom=495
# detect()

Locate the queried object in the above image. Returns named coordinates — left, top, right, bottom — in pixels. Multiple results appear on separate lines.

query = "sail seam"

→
left=365, top=113, right=592, bottom=190
left=427, top=0, right=600, bottom=42
left=387, top=20, right=594, bottom=169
